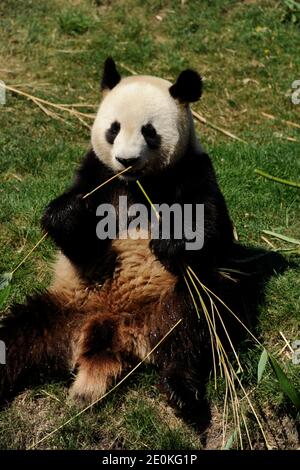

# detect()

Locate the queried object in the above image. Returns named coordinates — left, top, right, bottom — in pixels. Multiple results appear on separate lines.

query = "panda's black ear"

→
left=101, top=57, right=121, bottom=91
left=169, top=69, right=202, bottom=103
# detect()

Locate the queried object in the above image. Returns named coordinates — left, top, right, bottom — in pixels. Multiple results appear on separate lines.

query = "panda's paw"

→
left=68, top=366, right=108, bottom=407
left=68, top=390, right=87, bottom=407
left=68, top=387, right=93, bottom=407
left=150, top=238, right=184, bottom=273
left=68, top=383, right=101, bottom=407
left=41, top=192, right=87, bottom=233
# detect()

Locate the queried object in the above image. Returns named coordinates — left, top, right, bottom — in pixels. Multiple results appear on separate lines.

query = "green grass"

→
left=0, top=0, right=299, bottom=450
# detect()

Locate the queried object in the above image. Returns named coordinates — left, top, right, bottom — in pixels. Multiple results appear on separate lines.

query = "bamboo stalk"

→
left=83, top=166, right=132, bottom=199
left=11, top=232, right=48, bottom=275
left=261, top=111, right=300, bottom=130
left=192, top=110, right=247, bottom=143
left=3, top=84, right=93, bottom=128
left=255, top=169, right=300, bottom=188
left=136, top=180, right=160, bottom=220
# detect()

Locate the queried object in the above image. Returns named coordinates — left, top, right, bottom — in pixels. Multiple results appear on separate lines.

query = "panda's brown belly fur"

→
left=106, top=238, right=176, bottom=312
left=50, top=238, right=177, bottom=362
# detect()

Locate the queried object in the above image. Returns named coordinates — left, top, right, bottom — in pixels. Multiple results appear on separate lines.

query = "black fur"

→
left=169, top=69, right=203, bottom=103
left=105, top=121, right=121, bottom=145
left=101, top=57, right=121, bottom=91
left=82, top=319, right=117, bottom=357
left=41, top=147, right=233, bottom=278
left=0, top=293, right=74, bottom=400
left=41, top=150, right=117, bottom=280
left=141, top=123, right=161, bottom=150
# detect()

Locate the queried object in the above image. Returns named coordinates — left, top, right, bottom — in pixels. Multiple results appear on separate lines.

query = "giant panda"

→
left=1, top=58, right=244, bottom=424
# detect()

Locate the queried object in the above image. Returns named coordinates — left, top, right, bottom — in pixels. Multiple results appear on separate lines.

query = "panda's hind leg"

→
left=69, top=315, right=124, bottom=404
left=0, top=291, right=77, bottom=402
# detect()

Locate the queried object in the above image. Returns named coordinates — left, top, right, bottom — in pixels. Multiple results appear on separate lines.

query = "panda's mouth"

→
left=121, top=169, right=143, bottom=180
left=114, top=155, right=146, bottom=178
left=128, top=167, right=143, bottom=175
left=117, top=163, right=146, bottom=179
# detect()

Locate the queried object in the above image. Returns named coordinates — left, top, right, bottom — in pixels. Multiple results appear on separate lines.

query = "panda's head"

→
left=91, top=58, right=202, bottom=179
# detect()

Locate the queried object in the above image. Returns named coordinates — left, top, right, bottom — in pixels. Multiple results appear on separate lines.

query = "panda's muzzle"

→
left=116, top=156, right=141, bottom=168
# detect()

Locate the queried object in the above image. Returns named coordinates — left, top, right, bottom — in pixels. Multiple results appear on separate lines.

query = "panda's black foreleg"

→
left=0, top=292, right=75, bottom=402
left=149, top=177, right=234, bottom=275
left=159, top=361, right=211, bottom=435
left=41, top=191, right=103, bottom=267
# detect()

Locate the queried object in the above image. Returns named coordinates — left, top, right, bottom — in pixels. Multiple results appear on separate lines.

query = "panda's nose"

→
left=116, top=157, right=140, bottom=168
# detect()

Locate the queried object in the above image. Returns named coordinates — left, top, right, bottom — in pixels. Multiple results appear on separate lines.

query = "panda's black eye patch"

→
left=105, top=121, right=120, bottom=144
left=141, top=123, right=161, bottom=150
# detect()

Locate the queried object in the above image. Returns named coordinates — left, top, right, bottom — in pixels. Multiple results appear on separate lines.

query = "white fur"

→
left=91, top=75, right=195, bottom=177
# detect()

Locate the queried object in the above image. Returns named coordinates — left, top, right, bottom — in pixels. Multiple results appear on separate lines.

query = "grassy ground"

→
left=0, top=0, right=299, bottom=450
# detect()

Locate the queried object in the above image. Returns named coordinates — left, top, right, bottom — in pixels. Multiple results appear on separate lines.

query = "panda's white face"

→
left=91, top=75, right=193, bottom=178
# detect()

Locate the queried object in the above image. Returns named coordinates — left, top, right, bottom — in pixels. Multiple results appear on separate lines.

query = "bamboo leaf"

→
left=0, top=272, right=12, bottom=290
left=224, top=430, right=237, bottom=450
left=269, top=355, right=300, bottom=410
left=262, top=230, right=300, bottom=245
left=258, top=349, right=268, bottom=383
left=0, top=272, right=13, bottom=309
left=255, top=169, right=300, bottom=188
left=0, top=284, right=11, bottom=309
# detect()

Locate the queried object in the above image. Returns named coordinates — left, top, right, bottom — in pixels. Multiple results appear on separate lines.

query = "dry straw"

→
left=3, top=74, right=246, bottom=142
